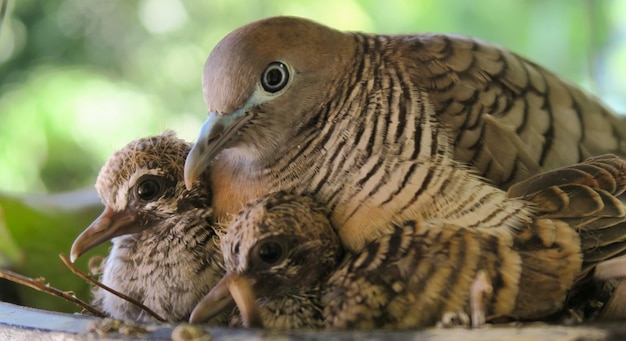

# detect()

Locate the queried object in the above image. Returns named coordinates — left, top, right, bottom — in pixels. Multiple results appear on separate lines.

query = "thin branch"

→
left=0, top=268, right=106, bottom=317
left=59, top=254, right=166, bottom=322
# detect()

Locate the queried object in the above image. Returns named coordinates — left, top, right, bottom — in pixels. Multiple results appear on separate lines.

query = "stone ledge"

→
left=2, top=301, right=624, bottom=341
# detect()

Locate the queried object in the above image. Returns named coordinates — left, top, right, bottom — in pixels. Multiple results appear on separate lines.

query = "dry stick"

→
left=0, top=268, right=106, bottom=317
left=59, top=254, right=166, bottom=322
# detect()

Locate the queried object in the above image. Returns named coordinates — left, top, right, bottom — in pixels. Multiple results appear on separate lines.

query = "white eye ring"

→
left=261, top=62, right=289, bottom=93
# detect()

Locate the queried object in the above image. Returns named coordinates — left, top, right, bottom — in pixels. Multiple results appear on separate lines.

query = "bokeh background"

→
left=0, top=0, right=625, bottom=313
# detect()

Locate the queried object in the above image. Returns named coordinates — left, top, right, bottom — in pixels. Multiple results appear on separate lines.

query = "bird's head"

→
left=189, top=191, right=343, bottom=327
left=184, top=16, right=356, bottom=189
left=70, top=131, right=213, bottom=262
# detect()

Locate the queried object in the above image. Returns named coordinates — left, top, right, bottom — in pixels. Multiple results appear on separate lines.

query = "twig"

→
left=0, top=268, right=106, bottom=317
left=59, top=254, right=166, bottom=322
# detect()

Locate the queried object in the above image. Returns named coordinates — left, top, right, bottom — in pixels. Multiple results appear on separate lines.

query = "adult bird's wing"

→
left=409, top=34, right=626, bottom=188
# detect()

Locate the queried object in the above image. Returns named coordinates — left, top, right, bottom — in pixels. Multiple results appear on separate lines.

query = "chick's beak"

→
left=189, top=272, right=263, bottom=328
left=70, top=206, right=138, bottom=263
left=184, top=109, right=251, bottom=190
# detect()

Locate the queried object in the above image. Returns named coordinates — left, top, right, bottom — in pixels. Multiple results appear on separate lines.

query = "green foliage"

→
left=0, top=190, right=106, bottom=312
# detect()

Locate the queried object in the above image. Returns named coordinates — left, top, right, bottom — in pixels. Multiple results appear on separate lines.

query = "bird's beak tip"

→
left=188, top=309, right=206, bottom=324
left=183, top=153, right=199, bottom=191
left=183, top=174, right=195, bottom=191
left=189, top=273, right=234, bottom=324
left=185, top=109, right=250, bottom=186
left=69, top=250, right=78, bottom=263
left=69, top=226, right=92, bottom=263
left=70, top=206, right=137, bottom=263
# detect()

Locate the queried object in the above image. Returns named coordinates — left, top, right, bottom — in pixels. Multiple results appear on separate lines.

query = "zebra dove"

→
left=189, top=155, right=626, bottom=329
left=189, top=191, right=341, bottom=329
left=70, top=132, right=225, bottom=323
left=184, top=16, right=626, bottom=252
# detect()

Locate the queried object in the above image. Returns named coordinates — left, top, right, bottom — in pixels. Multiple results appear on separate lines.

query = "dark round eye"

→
left=136, top=178, right=163, bottom=201
left=261, top=62, right=289, bottom=93
left=256, top=241, right=284, bottom=264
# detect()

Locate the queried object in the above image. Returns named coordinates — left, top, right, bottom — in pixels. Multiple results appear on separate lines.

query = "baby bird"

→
left=190, top=155, right=626, bottom=329
left=190, top=191, right=342, bottom=329
left=70, top=132, right=225, bottom=323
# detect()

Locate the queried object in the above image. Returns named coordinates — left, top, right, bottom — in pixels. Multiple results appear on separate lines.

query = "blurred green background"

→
left=0, top=0, right=624, bottom=313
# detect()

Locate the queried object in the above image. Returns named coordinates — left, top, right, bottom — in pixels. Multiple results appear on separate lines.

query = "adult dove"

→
left=184, top=16, right=626, bottom=252
left=190, top=155, right=626, bottom=329
left=70, top=132, right=226, bottom=323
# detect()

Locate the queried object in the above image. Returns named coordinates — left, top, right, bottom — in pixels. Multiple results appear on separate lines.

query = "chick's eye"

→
left=261, top=62, right=289, bottom=93
left=256, top=241, right=283, bottom=264
left=136, top=178, right=162, bottom=201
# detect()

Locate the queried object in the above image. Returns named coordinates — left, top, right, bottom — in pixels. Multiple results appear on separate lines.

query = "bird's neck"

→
left=104, top=215, right=222, bottom=323
left=210, top=126, right=327, bottom=220
left=211, top=155, right=274, bottom=220
left=256, top=287, right=325, bottom=329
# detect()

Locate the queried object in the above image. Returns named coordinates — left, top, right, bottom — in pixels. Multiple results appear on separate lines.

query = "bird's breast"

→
left=211, top=160, right=272, bottom=220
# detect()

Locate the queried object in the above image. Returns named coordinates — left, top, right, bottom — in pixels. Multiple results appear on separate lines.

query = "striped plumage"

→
left=184, top=16, right=626, bottom=252
left=70, top=132, right=225, bottom=323
left=507, top=154, right=626, bottom=278
left=189, top=191, right=342, bottom=329
left=324, top=220, right=578, bottom=329
left=190, top=155, right=626, bottom=329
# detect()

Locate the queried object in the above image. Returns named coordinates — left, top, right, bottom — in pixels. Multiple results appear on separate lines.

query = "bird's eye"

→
left=261, top=62, right=289, bottom=93
left=135, top=177, right=163, bottom=202
left=256, top=241, right=284, bottom=264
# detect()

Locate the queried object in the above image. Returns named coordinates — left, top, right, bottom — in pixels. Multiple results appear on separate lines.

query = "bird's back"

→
left=394, top=33, right=626, bottom=187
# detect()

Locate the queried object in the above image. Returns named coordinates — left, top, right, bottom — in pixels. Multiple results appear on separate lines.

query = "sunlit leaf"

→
left=0, top=189, right=107, bottom=312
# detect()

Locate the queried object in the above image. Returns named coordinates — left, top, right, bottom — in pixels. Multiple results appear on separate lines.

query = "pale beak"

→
left=189, top=272, right=263, bottom=328
left=70, top=206, right=138, bottom=263
left=184, top=109, right=250, bottom=190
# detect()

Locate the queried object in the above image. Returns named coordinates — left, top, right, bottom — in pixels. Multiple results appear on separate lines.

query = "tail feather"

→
left=509, top=155, right=626, bottom=321
left=508, top=154, right=626, bottom=283
left=581, top=241, right=626, bottom=265
left=508, top=154, right=626, bottom=198
left=525, top=185, right=624, bottom=218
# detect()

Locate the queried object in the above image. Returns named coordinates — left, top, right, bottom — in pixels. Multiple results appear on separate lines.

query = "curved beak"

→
left=189, top=272, right=263, bottom=328
left=70, top=206, right=138, bottom=263
left=184, top=109, right=250, bottom=190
